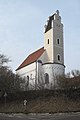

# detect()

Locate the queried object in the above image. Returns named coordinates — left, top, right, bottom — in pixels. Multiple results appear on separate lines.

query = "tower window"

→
left=58, top=55, right=60, bottom=61
left=47, top=39, right=49, bottom=44
left=57, top=39, right=60, bottom=44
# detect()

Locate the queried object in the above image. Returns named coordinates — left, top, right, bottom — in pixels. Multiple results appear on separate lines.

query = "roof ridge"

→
left=28, top=47, right=44, bottom=57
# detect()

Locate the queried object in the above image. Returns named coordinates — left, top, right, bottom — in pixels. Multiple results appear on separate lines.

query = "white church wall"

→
left=37, top=62, right=44, bottom=89
left=16, top=62, right=36, bottom=90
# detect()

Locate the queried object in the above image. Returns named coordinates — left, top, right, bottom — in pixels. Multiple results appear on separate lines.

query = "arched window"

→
left=27, top=75, right=29, bottom=85
left=57, top=39, right=60, bottom=44
left=44, top=73, right=49, bottom=84
left=58, top=55, right=60, bottom=61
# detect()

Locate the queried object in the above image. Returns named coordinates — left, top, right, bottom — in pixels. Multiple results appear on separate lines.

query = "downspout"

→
left=35, top=61, right=37, bottom=90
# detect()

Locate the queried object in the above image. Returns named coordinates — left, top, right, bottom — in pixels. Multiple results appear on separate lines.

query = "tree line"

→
left=57, top=70, right=80, bottom=90
left=0, top=53, right=80, bottom=94
left=0, top=54, right=25, bottom=93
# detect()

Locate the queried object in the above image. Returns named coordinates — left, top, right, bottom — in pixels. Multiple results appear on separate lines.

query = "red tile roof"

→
left=16, top=47, right=45, bottom=70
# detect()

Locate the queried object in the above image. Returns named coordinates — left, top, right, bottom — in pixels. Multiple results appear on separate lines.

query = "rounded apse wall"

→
left=43, top=63, right=65, bottom=84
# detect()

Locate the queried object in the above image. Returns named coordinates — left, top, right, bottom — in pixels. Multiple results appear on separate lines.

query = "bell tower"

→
left=44, top=10, right=64, bottom=66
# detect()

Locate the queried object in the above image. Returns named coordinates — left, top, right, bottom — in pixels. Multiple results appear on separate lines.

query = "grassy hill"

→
left=0, top=90, right=80, bottom=113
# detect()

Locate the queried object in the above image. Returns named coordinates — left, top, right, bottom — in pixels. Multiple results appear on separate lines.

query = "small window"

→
left=57, top=39, right=60, bottom=44
left=58, top=55, right=60, bottom=61
left=48, top=39, right=49, bottom=44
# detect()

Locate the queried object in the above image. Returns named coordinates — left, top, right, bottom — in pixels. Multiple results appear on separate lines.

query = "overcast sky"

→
left=0, top=0, right=80, bottom=73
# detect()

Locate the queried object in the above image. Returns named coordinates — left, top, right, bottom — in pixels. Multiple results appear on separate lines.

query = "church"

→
left=16, top=10, right=65, bottom=90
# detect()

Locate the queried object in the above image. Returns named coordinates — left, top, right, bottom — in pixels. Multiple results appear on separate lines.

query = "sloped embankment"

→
left=0, top=96, right=80, bottom=113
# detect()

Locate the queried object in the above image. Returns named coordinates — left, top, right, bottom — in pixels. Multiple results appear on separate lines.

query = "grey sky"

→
left=0, top=0, right=80, bottom=73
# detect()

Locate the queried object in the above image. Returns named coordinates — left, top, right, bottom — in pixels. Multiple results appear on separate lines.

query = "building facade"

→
left=16, top=10, right=65, bottom=90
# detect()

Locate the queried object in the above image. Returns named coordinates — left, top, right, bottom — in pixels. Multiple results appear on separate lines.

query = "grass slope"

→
left=0, top=96, right=80, bottom=113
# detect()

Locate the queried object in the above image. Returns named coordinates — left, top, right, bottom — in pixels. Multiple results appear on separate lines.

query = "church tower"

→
left=43, top=10, right=65, bottom=87
left=44, top=10, right=64, bottom=65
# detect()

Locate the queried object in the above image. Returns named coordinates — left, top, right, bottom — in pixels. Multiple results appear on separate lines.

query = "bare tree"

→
left=0, top=53, right=25, bottom=93
left=0, top=54, right=11, bottom=68
left=71, top=70, right=80, bottom=77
